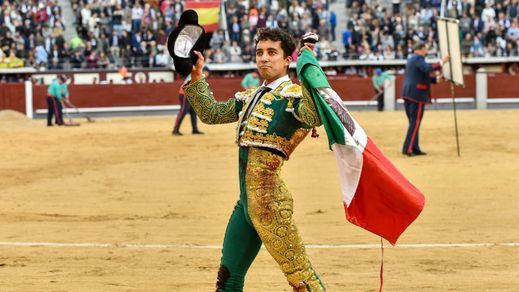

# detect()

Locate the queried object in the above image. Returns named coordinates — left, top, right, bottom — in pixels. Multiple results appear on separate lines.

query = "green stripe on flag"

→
left=297, top=49, right=346, bottom=147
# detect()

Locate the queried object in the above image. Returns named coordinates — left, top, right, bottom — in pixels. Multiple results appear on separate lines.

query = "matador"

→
left=184, top=28, right=327, bottom=291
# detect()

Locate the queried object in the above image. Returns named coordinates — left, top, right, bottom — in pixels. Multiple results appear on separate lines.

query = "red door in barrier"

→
left=0, top=83, right=26, bottom=114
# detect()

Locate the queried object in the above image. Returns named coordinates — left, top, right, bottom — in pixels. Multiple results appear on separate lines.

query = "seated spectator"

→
left=34, top=45, right=48, bottom=68
left=70, top=35, right=85, bottom=51
left=471, top=35, right=485, bottom=57
left=210, top=29, right=225, bottom=49
left=0, top=51, right=24, bottom=68
left=461, top=34, right=473, bottom=58
left=328, top=45, right=340, bottom=61
left=241, top=44, right=254, bottom=63
left=396, top=44, right=406, bottom=59
left=505, top=41, right=517, bottom=56
left=86, top=51, right=99, bottom=69
left=203, top=48, right=214, bottom=64
left=221, top=40, right=232, bottom=62
left=212, top=48, right=226, bottom=64
left=230, top=16, right=242, bottom=42
left=131, top=3, right=144, bottom=32
left=70, top=50, right=85, bottom=69
left=48, top=58, right=64, bottom=70
left=384, top=46, right=396, bottom=60
left=121, top=44, right=133, bottom=68
left=119, top=66, right=130, bottom=83
left=98, top=52, right=110, bottom=69
left=155, top=45, right=170, bottom=67
left=15, top=43, right=28, bottom=60
left=229, top=41, right=242, bottom=63
left=84, top=41, right=94, bottom=59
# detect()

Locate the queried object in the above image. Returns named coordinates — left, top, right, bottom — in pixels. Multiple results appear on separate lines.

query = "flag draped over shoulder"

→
left=184, top=0, right=220, bottom=32
left=296, top=49, right=425, bottom=245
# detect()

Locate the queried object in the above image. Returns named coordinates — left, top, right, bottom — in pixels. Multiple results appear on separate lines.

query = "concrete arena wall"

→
left=1, top=74, right=518, bottom=114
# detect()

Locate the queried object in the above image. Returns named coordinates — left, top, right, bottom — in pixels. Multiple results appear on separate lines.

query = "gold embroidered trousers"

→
left=217, top=147, right=325, bottom=291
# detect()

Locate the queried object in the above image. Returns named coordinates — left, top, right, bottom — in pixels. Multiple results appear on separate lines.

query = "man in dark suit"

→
left=472, top=15, right=484, bottom=35
left=401, top=42, right=449, bottom=156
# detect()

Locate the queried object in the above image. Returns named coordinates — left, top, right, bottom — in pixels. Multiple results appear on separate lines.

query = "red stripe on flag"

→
left=344, top=138, right=425, bottom=245
left=184, top=1, right=220, bottom=9
left=203, top=23, right=219, bottom=32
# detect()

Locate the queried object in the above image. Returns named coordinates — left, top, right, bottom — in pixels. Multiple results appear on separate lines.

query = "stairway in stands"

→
left=57, top=0, right=77, bottom=42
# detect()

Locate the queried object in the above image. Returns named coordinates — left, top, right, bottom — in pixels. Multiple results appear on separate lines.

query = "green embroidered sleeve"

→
left=183, top=77, right=240, bottom=124
left=295, top=85, right=322, bottom=128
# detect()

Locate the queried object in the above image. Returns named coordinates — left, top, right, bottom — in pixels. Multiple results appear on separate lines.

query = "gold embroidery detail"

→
left=254, top=101, right=275, bottom=118
left=240, top=128, right=310, bottom=159
left=287, top=98, right=294, bottom=111
left=297, top=86, right=321, bottom=127
left=261, top=92, right=278, bottom=102
left=280, top=84, right=303, bottom=98
left=245, top=148, right=325, bottom=291
left=184, top=78, right=238, bottom=124
left=235, top=86, right=259, bottom=101
left=248, top=116, right=269, bottom=132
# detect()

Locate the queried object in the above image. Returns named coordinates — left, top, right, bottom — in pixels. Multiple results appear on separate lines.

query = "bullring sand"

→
left=1, top=109, right=518, bottom=291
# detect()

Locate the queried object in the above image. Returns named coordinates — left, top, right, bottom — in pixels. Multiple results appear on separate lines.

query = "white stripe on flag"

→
left=332, top=144, right=363, bottom=206
left=318, top=87, right=368, bottom=207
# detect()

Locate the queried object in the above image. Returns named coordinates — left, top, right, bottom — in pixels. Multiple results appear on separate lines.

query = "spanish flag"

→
left=184, top=1, right=220, bottom=32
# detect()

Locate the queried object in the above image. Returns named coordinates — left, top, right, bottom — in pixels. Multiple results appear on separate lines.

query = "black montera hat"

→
left=167, top=10, right=206, bottom=77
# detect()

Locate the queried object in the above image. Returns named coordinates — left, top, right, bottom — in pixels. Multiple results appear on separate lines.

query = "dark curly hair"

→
left=255, top=28, right=296, bottom=58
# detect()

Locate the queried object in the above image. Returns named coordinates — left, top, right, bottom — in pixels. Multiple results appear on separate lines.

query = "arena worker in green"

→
left=183, top=28, right=327, bottom=292
left=46, top=74, right=70, bottom=126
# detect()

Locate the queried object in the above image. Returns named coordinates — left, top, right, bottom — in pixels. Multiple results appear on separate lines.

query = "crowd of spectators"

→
left=0, top=0, right=518, bottom=71
left=203, top=0, right=338, bottom=63
left=0, top=0, right=175, bottom=70
left=71, top=0, right=174, bottom=69
left=338, top=0, right=519, bottom=61
left=0, top=0, right=67, bottom=69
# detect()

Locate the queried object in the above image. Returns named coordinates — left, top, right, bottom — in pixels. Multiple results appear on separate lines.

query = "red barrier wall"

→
left=3, top=74, right=517, bottom=114
left=33, top=82, right=184, bottom=109
left=0, top=83, right=25, bottom=113
left=487, top=73, right=519, bottom=98
left=328, top=77, right=375, bottom=101
left=31, top=77, right=379, bottom=108
left=395, top=75, right=477, bottom=100
left=209, top=77, right=376, bottom=101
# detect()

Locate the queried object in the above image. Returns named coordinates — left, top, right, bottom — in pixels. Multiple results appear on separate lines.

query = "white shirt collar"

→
left=262, top=75, right=290, bottom=91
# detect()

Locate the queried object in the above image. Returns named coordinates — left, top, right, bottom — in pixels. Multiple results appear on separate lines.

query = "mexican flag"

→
left=297, top=50, right=425, bottom=245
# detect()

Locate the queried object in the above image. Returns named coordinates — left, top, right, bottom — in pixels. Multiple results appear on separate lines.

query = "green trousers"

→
left=216, top=147, right=325, bottom=291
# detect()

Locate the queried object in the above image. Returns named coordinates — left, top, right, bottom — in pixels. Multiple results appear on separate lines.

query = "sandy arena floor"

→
left=0, top=109, right=518, bottom=291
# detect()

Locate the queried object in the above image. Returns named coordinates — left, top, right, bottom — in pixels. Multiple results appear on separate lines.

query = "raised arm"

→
left=182, top=50, right=241, bottom=124
left=294, top=82, right=322, bottom=128
left=183, top=77, right=240, bottom=124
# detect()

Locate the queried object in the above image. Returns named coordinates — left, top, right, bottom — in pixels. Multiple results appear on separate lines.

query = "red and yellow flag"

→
left=184, top=1, right=220, bottom=32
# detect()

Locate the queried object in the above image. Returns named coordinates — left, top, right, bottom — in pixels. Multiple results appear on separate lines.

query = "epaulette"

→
left=235, top=87, right=259, bottom=101
left=280, top=84, right=302, bottom=99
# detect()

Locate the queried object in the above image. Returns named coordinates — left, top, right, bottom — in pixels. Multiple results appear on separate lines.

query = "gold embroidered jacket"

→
left=183, top=77, right=321, bottom=159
